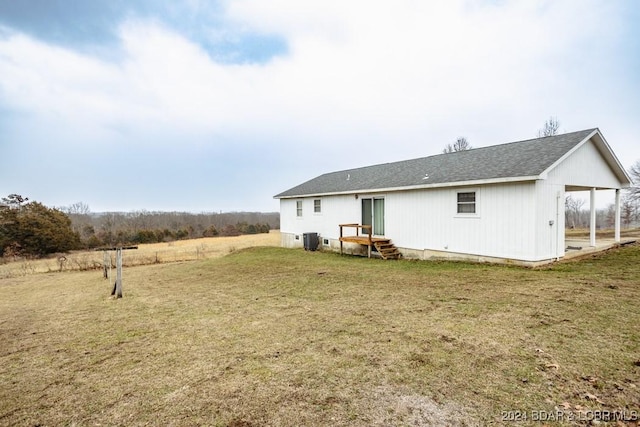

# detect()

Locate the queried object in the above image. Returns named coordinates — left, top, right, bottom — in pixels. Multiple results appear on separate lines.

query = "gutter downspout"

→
left=556, top=191, right=561, bottom=261
left=615, top=189, right=621, bottom=243
left=590, top=188, right=596, bottom=247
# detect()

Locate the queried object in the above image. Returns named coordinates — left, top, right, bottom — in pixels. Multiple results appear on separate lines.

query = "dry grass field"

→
left=1, top=236, right=639, bottom=426
left=565, top=227, right=640, bottom=239
left=0, top=232, right=280, bottom=279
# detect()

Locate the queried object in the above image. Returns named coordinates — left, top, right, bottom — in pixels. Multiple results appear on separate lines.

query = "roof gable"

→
left=539, top=129, right=631, bottom=186
left=275, top=128, right=626, bottom=198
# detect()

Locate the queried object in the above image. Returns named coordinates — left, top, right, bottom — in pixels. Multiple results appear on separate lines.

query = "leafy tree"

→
left=1, top=193, right=29, bottom=208
left=221, top=224, right=240, bottom=236
left=0, top=195, right=81, bottom=257
left=133, top=229, right=159, bottom=244
left=175, top=229, right=190, bottom=239
left=81, top=224, right=96, bottom=239
left=86, top=235, right=102, bottom=249
left=537, top=117, right=560, bottom=137
left=443, top=137, right=472, bottom=154
left=202, top=225, right=219, bottom=237
left=156, top=229, right=173, bottom=242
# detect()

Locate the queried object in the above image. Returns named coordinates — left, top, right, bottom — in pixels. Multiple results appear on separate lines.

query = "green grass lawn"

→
left=1, top=245, right=639, bottom=426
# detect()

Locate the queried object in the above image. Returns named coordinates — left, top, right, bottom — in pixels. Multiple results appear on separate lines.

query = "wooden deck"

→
left=338, top=224, right=401, bottom=259
left=339, top=235, right=390, bottom=244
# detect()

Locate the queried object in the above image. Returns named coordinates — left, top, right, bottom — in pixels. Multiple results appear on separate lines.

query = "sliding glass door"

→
left=361, top=197, right=385, bottom=236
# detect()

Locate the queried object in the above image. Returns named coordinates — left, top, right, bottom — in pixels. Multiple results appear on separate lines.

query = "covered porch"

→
left=565, top=186, right=625, bottom=248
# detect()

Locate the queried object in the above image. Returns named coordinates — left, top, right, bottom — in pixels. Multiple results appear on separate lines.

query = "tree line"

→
left=1, top=195, right=279, bottom=257
left=63, top=206, right=278, bottom=248
left=565, top=194, right=640, bottom=229
left=64, top=206, right=279, bottom=249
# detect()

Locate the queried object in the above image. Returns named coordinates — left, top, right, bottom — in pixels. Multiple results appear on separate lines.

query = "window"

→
left=457, top=192, right=476, bottom=214
left=314, top=199, right=321, bottom=213
left=296, top=200, right=303, bottom=217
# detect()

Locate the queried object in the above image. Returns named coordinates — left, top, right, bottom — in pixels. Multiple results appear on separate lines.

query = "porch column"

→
left=614, top=189, right=621, bottom=242
left=589, top=188, right=596, bottom=247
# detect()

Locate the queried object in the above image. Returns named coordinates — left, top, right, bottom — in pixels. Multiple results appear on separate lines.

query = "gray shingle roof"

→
left=274, top=129, right=597, bottom=198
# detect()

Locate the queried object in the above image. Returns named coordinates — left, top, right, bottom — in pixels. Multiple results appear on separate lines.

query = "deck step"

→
left=373, top=240, right=402, bottom=260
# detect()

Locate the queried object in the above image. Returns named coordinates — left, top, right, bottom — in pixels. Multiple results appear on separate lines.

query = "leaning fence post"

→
left=103, top=250, right=109, bottom=279
left=100, top=246, right=136, bottom=298
left=114, top=248, right=123, bottom=298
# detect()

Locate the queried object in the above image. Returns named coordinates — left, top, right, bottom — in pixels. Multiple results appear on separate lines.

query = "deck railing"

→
left=339, top=223, right=373, bottom=257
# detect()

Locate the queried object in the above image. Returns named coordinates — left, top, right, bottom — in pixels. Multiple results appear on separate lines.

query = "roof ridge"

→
left=428, top=128, right=597, bottom=158
left=274, top=128, right=601, bottom=198
left=323, top=128, right=597, bottom=175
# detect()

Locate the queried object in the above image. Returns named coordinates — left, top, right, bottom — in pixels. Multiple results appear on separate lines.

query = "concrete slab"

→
left=563, top=238, right=637, bottom=261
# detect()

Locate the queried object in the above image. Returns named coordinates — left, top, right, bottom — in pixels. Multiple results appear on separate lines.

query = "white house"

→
left=274, top=129, right=632, bottom=265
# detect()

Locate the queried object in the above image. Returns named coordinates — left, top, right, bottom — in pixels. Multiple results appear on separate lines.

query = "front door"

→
left=361, top=198, right=385, bottom=236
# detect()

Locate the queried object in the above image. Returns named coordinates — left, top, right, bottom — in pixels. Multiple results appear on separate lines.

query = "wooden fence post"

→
left=100, top=246, right=136, bottom=298
left=103, top=250, right=109, bottom=279
left=110, top=248, right=123, bottom=298
left=115, top=248, right=123, bottom=298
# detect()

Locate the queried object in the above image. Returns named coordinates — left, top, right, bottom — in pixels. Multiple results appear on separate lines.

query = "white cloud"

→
left=0, top=1, right=631, bottom=143
left=0, top=0, right=638, bottom=211
left=220, top=0, right=631, bottom=148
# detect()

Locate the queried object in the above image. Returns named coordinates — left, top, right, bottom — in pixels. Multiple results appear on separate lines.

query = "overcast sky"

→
left=1, top=0, right=638, bottom=213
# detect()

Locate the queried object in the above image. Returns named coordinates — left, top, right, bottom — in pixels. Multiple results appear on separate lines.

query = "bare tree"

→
left=565, top=194, right=585, bottom=228
left=537, top=117, right=560, bottom=137
left=604, top=203, right=616, bottom=228
left=61, top=202, right=91, bottom=236
left=62, top=201, right=91, bottom=215
left=443, top=137, right=472, bottom=154
left=621, top=196, right=638, bottom=227
left=628, top=160, right=640, bottom=203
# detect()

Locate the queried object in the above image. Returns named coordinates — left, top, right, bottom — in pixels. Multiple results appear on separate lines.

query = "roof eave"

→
left=274, top=175, right=541, bottom=199
left=539, top=128, right=632, bottom=186
left=592, top=130, right=633, bottom=185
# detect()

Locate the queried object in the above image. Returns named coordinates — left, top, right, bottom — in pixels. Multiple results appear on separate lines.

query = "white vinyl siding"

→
left=534, top=180, right=565, bottom=260
left=280, top=195, right=364, bottom=239
left=384, top=182, right=537, bottom=260
left=545, top=139, right=621, bottom=189
left=281, top=184, right=537, bottom=261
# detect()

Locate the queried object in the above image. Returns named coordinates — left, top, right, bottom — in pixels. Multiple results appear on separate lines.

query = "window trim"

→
left=296, top=200, right=303, bottom=218
left=455, top=189, right=480, bottom=218
left=313, top=199, right=322, bottom=214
